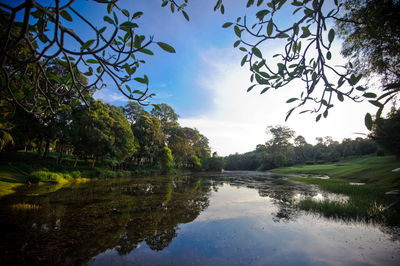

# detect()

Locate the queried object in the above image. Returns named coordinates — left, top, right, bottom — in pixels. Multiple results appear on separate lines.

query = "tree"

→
left=159, top=146, right=174, bottom=173
left=150, top=103, right=180, bottom=138
left=0, top=0, right=188, bottom=114
left=71, top=100, right=135, bottom=167
left=265, top=125, right=295, bottom=167
left=131, top=111, right=165, bottom=166
left=371, top=108, right=400, bottom=157
left=122, top=101, right=144, bottom=125
left=218, top=0, right=399, bottom=127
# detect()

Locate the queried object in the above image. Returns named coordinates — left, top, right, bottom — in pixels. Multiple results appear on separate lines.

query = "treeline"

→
left=2, top=97, right=222, bottom=172
left=224, top=126, right=378, bottom=171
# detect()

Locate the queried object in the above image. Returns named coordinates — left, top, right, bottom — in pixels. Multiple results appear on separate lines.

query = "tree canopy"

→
left=218, top=0, right=399, bottom=128
left=0, top=0, right=189, bottom=114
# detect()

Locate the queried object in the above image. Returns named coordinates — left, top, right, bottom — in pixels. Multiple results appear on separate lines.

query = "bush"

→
left=71, top=170, right=81, bottom=179
left=27, top=171, right=67, bottom=184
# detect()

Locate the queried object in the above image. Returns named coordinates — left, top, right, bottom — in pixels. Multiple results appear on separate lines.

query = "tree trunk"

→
left=91, top=155, right=96, bottom=168
left=43, top=139, right=50, bottom=160
left=57, top=144, right=64, bottom=165
left=37, top=139, right=42, bottom=155
left=74, top=157, right=78, bottom=168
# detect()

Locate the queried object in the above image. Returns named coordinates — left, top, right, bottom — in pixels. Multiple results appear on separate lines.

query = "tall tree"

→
left=71, top=100, right=135, bottom=167
left=131, top=112, right=165, bottom=166
left=265, top=125, right=295, bottom=167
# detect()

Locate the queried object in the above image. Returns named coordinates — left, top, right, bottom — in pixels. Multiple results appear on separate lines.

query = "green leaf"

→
left=234, top=40, right=241, bottom=47
left=121, top=9, right=129, bottom=17
left=337, top=93, right=344, bottom=102
left=161, top=1, right=168, bottom=7
left=60, top=10, right=72, bottom=22
left=363, top=92, right=377, bottom=98
left=182, top=10, right=189, bottom=21
left=239, top=47, right=247, bottom=52
left=365, top=113, right=373, bottom=130
left=107, top=3, right=114, bottom=13
left=247, top=0, right=255, bottom=8
left=120, top=21, right=138, bottom=29
left=267, top=20, right=273, bottom=36
left=260, top=87, right=269, bottom=94
left=252, top=47, right=263, bottom=58
left=285, top=108, right=294, bottom=121
left=369, top=100, right=383, bottom=108
left=286, top=98, right=298, bottom=103
left=277, top=33, right=290, bottom=38
left=86, top=59, right=98, bottom=64
left=256, top=9, right=270, bottom=20
left=326, top=51, right=331, bottom=60
left=222, top=22, right=233, bottom=28
left=157, top=42, right=176, bottom=53
left=316, top=114, right=322, bottom=122
left=234, top=25, right=242, bottom=38
left=132, top=11, right=143, bottom=19
left=134, top=77, right=146, bottom=84
left=349, top=74, right=362, bottom=86
left=113, top=11, right=118, bottom=24
left=152, top=104, right=161, bottom=111
left=301, top=27, right=311, bottom=38
left=328, top=28, right=335, bottom=43
left=103, top=16, right=114, bottom=25
left=125, top=84, right=132, bottom=93
left=81, top=39, right=95, bottom=50
left=139, top=49, right=154, bottom=55
left=247, top=84, right=257, bottom=92
left=255, top=74, right=268, bottom=84
left=323, top=110, right=328, bottom=118
left=241, top=55, right=248, bottom=66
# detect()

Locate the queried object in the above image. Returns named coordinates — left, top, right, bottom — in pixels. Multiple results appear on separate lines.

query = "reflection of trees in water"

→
left=0, top=176, right=210, bottom=265
left=199, top=172, right=317, bottom=223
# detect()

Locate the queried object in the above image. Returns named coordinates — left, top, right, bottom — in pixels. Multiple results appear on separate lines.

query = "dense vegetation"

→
left=224, top=125, right=378, bottom=171
left=1, top=97, right=225, bottom=174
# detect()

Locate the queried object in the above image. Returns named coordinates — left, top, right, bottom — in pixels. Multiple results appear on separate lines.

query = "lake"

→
left=0, top=171, right=399, bottom=265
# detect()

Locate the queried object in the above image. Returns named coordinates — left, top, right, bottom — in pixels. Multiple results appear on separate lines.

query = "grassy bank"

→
left=273, top=155, right=400, bottom=224
left=0, top=152, right=162, bottom=198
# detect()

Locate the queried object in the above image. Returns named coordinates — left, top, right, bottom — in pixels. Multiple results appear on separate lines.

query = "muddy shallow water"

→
left=0, top=171, right=399, bottom=265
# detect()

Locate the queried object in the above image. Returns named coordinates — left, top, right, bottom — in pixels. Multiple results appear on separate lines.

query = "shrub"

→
left=27, top=171, right=67, bottom=184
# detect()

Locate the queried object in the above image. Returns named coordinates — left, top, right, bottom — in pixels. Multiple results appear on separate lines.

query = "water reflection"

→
left=0, top=172, right=398, bottom=265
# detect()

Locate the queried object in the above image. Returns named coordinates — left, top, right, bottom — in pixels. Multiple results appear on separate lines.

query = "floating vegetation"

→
left=11, top=203, right=41, bottom=211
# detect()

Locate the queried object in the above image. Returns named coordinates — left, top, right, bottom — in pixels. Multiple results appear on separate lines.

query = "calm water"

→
left=0, top=172, right=399, bottom=265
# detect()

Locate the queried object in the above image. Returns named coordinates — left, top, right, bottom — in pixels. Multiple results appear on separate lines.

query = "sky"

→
left=5, top=0, right=384, bottom=156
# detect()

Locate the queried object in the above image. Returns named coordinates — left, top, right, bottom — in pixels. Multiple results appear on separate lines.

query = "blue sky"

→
left=5, top=0, right=383, bottom=155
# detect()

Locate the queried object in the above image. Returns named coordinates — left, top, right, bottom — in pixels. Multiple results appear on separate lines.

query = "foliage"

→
left=371, top=108, right=400, bottom=157
left=71, top=100, right=136, bottom=167
left=218, top=0, right=399, bottom=127
left=225, top=125, right=377, bottom=171
left=27, top=170, right=70, bottom=184
left=131, top=111, right=164, bottom=166
left=0, top=0, right=191, bottom=114
left=159, top=146, right=174, bottom=173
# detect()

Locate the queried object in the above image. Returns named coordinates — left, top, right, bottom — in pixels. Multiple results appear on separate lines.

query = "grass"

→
left=274, top=155, right=400, bottom=188
left=0, top=165, right=26, bottom=197
left=273, top=155, right=400, bottom=224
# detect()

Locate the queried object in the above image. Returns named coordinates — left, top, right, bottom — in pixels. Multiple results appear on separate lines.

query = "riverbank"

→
left=0, top=152, right=165, bottom=198
left=272, top=155, right=400, bottom=224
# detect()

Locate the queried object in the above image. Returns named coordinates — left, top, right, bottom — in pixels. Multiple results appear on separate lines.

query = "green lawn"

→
left=0, top=165, right=26, bottom=197
left=273, top=155, right=400, bottom=188
left=273, top=155, right=400, bottom=224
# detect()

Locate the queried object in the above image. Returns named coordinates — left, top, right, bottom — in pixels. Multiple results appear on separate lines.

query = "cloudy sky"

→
left=76, top=0, right=380, bottom=155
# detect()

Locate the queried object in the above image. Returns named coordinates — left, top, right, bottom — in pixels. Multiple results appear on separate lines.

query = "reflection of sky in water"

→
left=89, top=184, right=400, bottom=266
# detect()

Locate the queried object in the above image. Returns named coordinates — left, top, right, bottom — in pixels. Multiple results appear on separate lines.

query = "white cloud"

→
left=179, top=46, right=379, bottom=156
